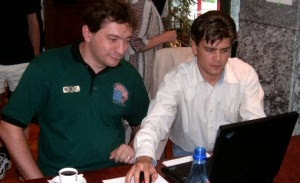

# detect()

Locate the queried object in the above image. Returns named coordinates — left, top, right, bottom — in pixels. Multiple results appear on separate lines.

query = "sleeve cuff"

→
left=134, top=155, right=157, bottom=167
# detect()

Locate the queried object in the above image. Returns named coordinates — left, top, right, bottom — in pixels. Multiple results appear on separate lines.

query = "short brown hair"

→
left=191, top=11, right=237, bottom=45
left=82, top=0, right=137, bottom=33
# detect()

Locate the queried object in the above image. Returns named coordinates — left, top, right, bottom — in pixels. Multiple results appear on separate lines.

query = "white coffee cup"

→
left=58, top=167, right=82, bottom=183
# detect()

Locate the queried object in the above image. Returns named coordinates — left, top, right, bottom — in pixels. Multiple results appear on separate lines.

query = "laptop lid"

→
left=161, top=112, right=299, bottom=183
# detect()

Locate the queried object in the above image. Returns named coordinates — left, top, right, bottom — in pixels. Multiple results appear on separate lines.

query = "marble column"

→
left=237, top=0, right=300, bottom=135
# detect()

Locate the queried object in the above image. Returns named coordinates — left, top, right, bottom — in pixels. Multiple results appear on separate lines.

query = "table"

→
left=25, top=135, right=300, bottom=183
left=274, top=135, right=300, bottom=183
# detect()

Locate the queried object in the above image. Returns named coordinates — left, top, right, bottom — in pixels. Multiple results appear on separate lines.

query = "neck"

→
left=197, top=65, right=221, bottom=87
left=79, top=42, right=106, bottom=74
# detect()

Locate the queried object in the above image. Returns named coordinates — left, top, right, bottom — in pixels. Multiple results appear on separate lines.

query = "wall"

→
left=237, top=0, right=300, bottom=135
left=43, top=0, right=94, bottom=49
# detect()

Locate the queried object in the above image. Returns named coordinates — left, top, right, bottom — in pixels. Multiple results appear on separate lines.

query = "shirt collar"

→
left=71, top=41, right=109, bottom=76
left=71, top=40, right=84, bottom=64
left=223, top=58, right=239, bottom=84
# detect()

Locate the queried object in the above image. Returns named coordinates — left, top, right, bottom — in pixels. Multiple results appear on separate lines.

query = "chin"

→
left=108, top=61, right=120, bottom=68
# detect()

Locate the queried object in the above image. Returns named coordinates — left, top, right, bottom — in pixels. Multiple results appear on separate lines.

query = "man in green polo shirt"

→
left=0, top=0, right=149, bottom=180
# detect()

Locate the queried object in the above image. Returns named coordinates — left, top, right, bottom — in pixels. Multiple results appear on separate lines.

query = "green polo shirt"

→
left=1, top=43, right=149, bottom=176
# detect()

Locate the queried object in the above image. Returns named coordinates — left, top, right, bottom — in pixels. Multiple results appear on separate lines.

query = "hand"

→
left=125, top=156, right=158, bottom=183
left=109, top=144, right=135, bottom=164
left=162, top=30, right=177, bottom=43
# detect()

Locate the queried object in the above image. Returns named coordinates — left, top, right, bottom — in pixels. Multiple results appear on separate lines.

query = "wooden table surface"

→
left=25, top=135, right=300, bottom=183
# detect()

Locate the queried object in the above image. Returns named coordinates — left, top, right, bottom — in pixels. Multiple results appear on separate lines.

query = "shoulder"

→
left=175, top=58, right=197, bottom=77
left=34, top=46, right=72, bottom=63
left=113, top=59, right=144, bottom=82
left=162, top=58, right=197, bottom=85
left=226, top=58, right=260, bottom=82
left=227, top=58, right=257, bottom=75
left=28, top=45, right=73, bottom=72
left=119, top=59, right=140, bottom=73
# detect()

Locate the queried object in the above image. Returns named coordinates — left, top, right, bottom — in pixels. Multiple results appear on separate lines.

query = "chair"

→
left=152, top=47, right=194, bottom=159
left=150, top=47, right=194, bottom=99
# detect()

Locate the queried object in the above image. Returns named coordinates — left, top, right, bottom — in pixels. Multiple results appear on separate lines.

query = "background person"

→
left=0, top=0, right=42, bottom=180
left=0, top=0, right=149, bottom=180
left=125, top=0, right=177, bottom=94
left=125, top=10, right=266, bottom=183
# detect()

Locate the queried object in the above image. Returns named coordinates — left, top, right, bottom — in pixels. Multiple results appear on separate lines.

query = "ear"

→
left=191, top=40, right=198, bottom=56
left=82, top=25, right=92, bottom=42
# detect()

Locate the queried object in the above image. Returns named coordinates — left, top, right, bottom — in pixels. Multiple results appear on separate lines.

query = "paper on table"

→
left=102, top=174, right=168, bottom=183
left=162, top=153, right=211, bottom=167
left=162, top=155, right=193, bottom=167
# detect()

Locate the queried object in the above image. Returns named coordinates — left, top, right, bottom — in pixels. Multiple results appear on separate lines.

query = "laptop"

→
left=161, top=112, right=299, bottom=183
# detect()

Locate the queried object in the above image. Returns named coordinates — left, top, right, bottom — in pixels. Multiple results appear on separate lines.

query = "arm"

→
left=128, top=125, right=140, bottom=147
left=126, top=68, right=182, bottom=182
left=27, top=12, right=41, bottom=56
left=125, top=156, right=157, bottom=183
left=141, top=30, right=177, bottom=52
left=129, top=0, right=176, bottom=54
left=0, top=121, right=43, bottom=180
left=240, top=66, right=266, bottom=120
left=130, top=30, right=177, bottom=53
left=110, top=69, right=150, bottom=164
left=109, top=125, right=140, bottom=164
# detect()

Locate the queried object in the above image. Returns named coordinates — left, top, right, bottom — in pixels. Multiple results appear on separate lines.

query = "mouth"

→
left=211, top=65, right=222, bottom=69
left=110, top=56, right=122, bottom=62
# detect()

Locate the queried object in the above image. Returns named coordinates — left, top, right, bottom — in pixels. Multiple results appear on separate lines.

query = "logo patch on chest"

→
left=113, top=83, right=128, bottom=106
left=63, top=86, right=80, bottom=93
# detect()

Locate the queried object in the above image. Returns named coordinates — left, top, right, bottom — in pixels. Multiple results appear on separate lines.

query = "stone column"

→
left=237, top=0, right=300, bottom=135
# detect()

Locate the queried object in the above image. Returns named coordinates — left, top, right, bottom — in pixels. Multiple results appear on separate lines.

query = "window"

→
left=190, top=0, right=219, bottom=19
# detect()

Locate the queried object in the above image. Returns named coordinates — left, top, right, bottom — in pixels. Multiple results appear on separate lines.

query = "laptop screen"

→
left=161, top=112, right=299, bottom=183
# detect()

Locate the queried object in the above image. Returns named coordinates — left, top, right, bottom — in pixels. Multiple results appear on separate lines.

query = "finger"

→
left=144, top=170, right=151, bottom=183
left=129, top=157, right=135, bottom=164
left=125, top=165, right=136, bottom=183
left=134, top=168, right=141, bottom=183
left=120, top=146, right=134, bottom=163
left=109, top=150, right=115, bottom=160
left=119, top=151, right=128, bottom=162
left=112, top=152, right=121, bottom=163
left=113, top=144, right=135, bottom=163
left=122, top=155, right=132, bottom=164
left=114, top=144, right=128, bottom=162
left=150, top=167, right=159, bottom=182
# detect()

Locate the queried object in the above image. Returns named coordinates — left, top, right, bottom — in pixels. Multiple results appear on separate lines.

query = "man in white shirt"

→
left=125, top=10, right=266, bottom=183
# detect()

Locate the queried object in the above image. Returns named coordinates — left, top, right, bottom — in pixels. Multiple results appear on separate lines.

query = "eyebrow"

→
left=107, top=34, right=132, bottom=40
left=204, top=45, right=231, bottom=50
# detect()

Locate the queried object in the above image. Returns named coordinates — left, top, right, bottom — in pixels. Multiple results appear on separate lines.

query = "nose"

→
left=116, top=41, right=128, bottom=55
left=214, top=51, right=221, bottom=62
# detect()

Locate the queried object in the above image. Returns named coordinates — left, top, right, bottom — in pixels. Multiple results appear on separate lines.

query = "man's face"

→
left=192, top=38, right=231, bottom=84
left=85, top=21, right=132, bottom=69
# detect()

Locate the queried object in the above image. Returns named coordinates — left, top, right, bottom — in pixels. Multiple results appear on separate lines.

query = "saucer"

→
left=51, top=175, right=87, bottom=183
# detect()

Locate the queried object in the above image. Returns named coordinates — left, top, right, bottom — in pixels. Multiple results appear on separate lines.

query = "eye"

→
left=206, top=48, right=214, bottom=53
left=110, top=38, right=117, bottom=43
left=221, top=49, right=230, bottom=53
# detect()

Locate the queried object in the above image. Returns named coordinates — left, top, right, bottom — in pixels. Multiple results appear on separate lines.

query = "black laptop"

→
left=161, top=112, right=299, bottom=183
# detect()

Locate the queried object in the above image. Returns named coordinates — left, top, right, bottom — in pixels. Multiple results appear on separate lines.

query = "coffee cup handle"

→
left=76, top=174, right=83, bottom=183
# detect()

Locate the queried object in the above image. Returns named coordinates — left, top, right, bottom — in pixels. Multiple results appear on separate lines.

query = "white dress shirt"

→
left=134, top=57, right=266, bottom=160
